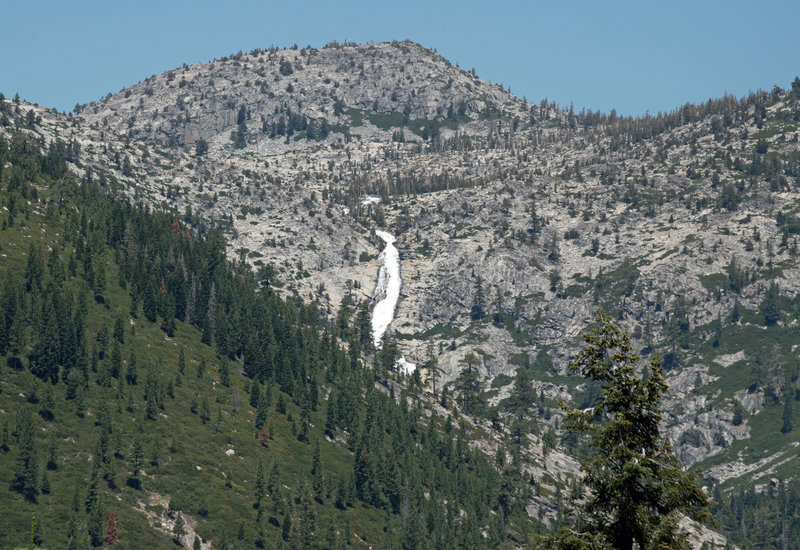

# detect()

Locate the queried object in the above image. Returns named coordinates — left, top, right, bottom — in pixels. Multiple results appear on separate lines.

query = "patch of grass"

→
left=365, top=111, right=406, bottom=130
left=698, top=272, right=728, bottom=293
left=347, top=108, right=363, bottom=127
left=397, top=323, right=463, bottom=341
left=491, top=373, right=513, bottom=389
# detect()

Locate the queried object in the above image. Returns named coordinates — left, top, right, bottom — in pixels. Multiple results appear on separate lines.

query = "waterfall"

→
left=371, top=230, right=416, bottom=374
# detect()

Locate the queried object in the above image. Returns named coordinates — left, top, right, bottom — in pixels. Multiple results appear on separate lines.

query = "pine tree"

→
left=249, top=380, right=261, bottom=408
left=173, top=512, right=185, bottom=544
left=85, top=458, right=101, bottom=512
left=32, top=514, right=44, bottom=547
left=196, top=357, right=206, bottom=379
left=162, top=292, right=177, bottom=337
left=470, top=276, right=485, bottom=320
left=254, top=457, right=266, bottom=508
left=25, top=241, right=43, bottom=291
left=0, top=420, right=9, bottom=451
left=200, top=395, right=210, bottom=424
left=455, top=352, right=484, bottom=415
left=508, top=366, right=535, bottom=447
left=144, top=363, right=159, bottom=421
left=219, top=359, right=230, bottom=387
left=552, top=309, right=712, bottom=550
left=425, top=340, right=442, bottom=396
left=12, top=410, right=39, bottom=501
left=782, top=387, right=793, bottom=433
left=128, top=437, right=144, bottom=489
left=760, top=281, right=781, bottom=326
left=126, top=350, right=138, bottom=385
left=267, top=458, right=280, bottom=498
left=113, top=316, right=125, bottom=344
left=185, top=276, right=196, bottom=326
left=207, top=281, right=217, bottom=335
left=311, top=439, right=324, bottom=502
left=256, top=390, right=269, bottom=428
left=325, top=392, right=337, bottom=437
left=88, top=493, right=106, bottom=546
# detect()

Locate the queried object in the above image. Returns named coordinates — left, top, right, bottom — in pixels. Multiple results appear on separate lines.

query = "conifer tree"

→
left=551, top=309, right=712, bottom=550
left=218, top=359, right=230, bottom=387
left=47, top=432, right=58, bottom=470
left=88, top=493, right=106, bottom=546
left=508, top=366, right=535, bottom=447
left=173, top=512, right=185, bottom=544
left=126, top=350, right=138, bottom=385
left=254, top=457, right=266, bottom=508
left=782, top=386, right=793, bottom=434
left=31, top=514, right=44, bottom=547
left=0, top=420, right=9, bottom=451
left=256, top=390, right=269, bottom=428
left=128, top=437, right=144, bottom=489
left=455, top=352, right=484, bottom=415
left=471, top=276, right=485, bottom=321
left=200, top=395, right=210, bottom=424
left=311, top=439, right=324, bottom=502
left=12, top=409, right=39, bottom=501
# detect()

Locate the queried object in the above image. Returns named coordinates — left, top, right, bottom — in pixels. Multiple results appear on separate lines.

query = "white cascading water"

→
left=372, top=230, right=416, bottom=374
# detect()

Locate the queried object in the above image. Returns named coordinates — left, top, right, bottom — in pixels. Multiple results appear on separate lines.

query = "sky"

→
left=2, top=0, right=798, bottom=117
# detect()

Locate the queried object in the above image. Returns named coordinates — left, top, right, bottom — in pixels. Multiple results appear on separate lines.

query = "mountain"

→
left=3, top=40, right=800, bottom=548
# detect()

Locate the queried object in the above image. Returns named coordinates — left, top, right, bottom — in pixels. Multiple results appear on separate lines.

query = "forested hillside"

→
left=0, top=118, right=537, bottom=548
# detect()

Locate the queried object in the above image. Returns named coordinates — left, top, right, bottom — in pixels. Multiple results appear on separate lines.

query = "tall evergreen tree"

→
left=782, top=386, right=794, bottom=434
left=254, top=457, right=266, bottom=508
left=12, top=409, right=39, bottom=501
left=551, top=309, right=712, bottom=550
left=471, top=276, right=486, bottom=321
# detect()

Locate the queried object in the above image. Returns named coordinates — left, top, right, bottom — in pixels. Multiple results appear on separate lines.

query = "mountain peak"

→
left=79, top=39, right=524, bottom=152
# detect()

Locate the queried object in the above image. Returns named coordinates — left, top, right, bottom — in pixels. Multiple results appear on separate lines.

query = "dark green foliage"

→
left=87, top=493, right=106, bottom=546
left=12, top=408, right=39, bottom=501
left=128, top=436, right=144, bottom=489
left=782, top=388, right=793, bottom=434
left=713, top=479, right=800, bottom=548
left=194, top=138, right=208, bottom=157
left=471, top=275, right=486, bottom=321
left=455, top=352, right=485, bottom=415
left=505, top=366, right=536, bottom=448
left=760, top=281, right=782, bottom=326
left=173, top=512, right=185, bottom=544
left=552, top=309, right=712, bottom=550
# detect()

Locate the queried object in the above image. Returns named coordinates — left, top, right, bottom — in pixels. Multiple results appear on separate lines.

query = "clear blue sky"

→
left=2, top=0, right=798, bottom=117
